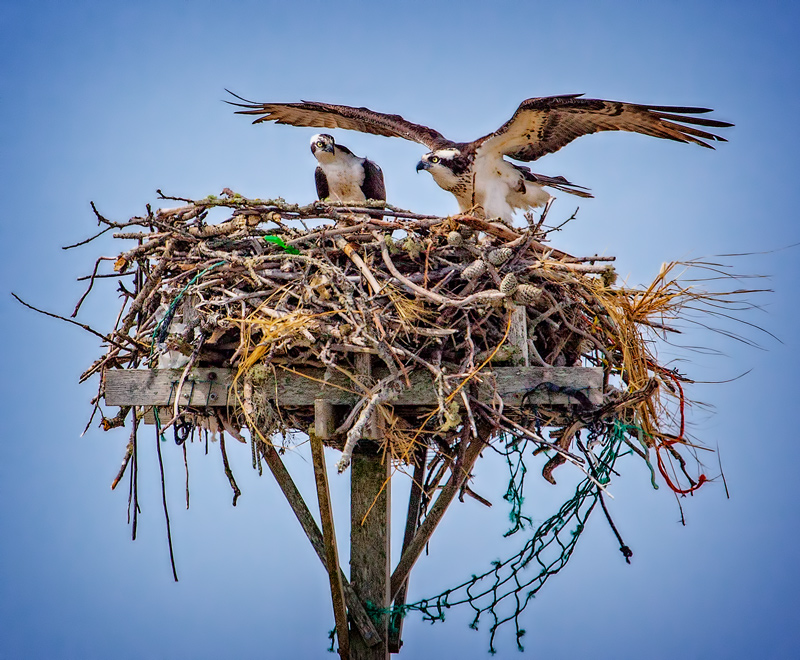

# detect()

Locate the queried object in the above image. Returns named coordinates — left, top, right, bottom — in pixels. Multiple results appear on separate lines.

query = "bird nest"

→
left=65, top=189, right=758, bottom=492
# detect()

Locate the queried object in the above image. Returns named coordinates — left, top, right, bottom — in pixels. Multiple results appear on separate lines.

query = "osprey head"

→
left=416, top=148, right=465, bottom=191
left=310, top=133, right=336, bottom=157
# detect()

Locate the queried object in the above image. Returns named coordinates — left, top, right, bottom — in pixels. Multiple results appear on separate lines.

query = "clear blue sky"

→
left=2, top=1, right=799, bottom=658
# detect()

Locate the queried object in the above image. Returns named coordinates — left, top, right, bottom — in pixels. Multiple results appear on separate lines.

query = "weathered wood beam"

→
left=355, top=353, right=382, bottom=440
left=508, top=304, right=530, bottom=367
left=315, top=399, right=336, bottom=439
left=350, top=444, right=391, bottom=660
left=258, top=442, right=380, bottom=647
left=310, top=435, right=350, bottom=660
left=104, top=366, right=602, bottom=408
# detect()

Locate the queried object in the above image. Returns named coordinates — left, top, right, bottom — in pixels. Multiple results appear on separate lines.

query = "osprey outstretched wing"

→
left=227, top=90, right=448, bottom=150
left=227, top=91, right=732, bottom=221
left=475, top=94, right=732, bottom=162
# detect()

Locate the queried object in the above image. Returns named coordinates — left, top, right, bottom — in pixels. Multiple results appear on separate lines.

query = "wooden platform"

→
left=104, top=365, right=603, bottom=409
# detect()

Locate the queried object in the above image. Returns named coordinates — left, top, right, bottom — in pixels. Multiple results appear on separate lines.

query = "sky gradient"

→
left=2, top=1, right=799, bottom=658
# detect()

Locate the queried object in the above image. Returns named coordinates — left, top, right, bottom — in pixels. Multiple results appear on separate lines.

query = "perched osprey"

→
left=227, top=92, right=731, bottom=222
left=309, top=133, right=386, bottom=203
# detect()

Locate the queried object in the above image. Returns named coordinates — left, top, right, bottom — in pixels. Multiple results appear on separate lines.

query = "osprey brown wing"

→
left=476, top=94, right=734, bottom=162
left=226, top=91, right=449, bottom=151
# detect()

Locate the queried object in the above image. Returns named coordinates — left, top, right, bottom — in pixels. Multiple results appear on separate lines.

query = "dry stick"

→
left=257, top=441, right=381, bottom=647
left=449, top=289, right=506, bottom=308
left=310, top=436, right=350, bottom=660
left=12, top=293, right=129, bottom=351
left=336, top=376, right=398, bottom=473
left=172, top=337, right=206, bottom=421
left=62, top=225, right=114, bottom=249
left=378, top=232, right=505, bottom=308
left=541, top=420, right=584, bottom=485
left=216, top=416, right=241, bottom=506
left=182, top=442, right=190, bottom=510
left=155, top=417, right=179, bottom=582
left=390, top=424, right=490, bottom=601
left=77, top=271, right=136, bottom=282
left=287, top=222, right=370, bottom=246
left=334, top=236, right=383, bottom=295
left=468, top=398, right=612, bottom=494
left=118, top=240, right=174, bottom=337
left=530, top=262, right=614, bottom=274
left=542, top=290, right=615, bottom=367
left=111, top=439, right=134, bottom=490
left=378, top=235, right=452, bottom=305
left=460, top=389, right=479, bottom=438
left=452, top=215, right=521, bottom=242
left=72, top=257, right=117, bottom=317
left=129, top=412, right=140, bottom=538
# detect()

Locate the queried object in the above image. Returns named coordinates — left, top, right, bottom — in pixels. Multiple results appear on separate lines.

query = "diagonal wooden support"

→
left=311, top=433, right=350, bottom=660
left=389, top=429, right=488, bottom=601
left=258, top=442, right=380, bottom=647
left=388, top=444, right=427, bottom=654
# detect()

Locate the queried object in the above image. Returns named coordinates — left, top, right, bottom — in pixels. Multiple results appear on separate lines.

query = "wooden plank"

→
left=310, top=436, right=350, bottom=660
left=258, top=442, right=380, bottom=647
left=104, top=367, right=232, bottom=407
left=390, top=430, right=487, bottom=602
left=104, top=366, right=603, bottom=407
left=350, top=444, right=390, bottom=660
left=388, top=445, right=426, bottom=654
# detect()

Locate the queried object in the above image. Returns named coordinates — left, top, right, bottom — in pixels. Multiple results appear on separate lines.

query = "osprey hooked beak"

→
left=416, top=159, right=429, bottom=173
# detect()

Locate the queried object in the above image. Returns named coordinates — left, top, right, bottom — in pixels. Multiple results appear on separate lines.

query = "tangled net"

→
left=39, top=189, right=763, bottom=652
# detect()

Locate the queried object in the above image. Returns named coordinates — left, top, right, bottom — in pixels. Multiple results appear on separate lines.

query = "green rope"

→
left=150, top=260, right=226, bottom=355
left=387, top=419, right=629, bottom=654
left=500, top=433, right=534, bottom=537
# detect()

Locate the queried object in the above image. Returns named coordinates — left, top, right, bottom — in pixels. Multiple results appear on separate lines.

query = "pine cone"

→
left=500, top=273, right=518, bottom=296
left=446, top=231, right=464, bottom=246
left=488, top=247, right=513, bottom=265
left=461, top=259, right=487, bottom=280
left=514, top=284, right=543, bottom=304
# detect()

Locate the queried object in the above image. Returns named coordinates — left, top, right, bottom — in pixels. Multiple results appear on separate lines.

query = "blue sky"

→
left=2, top=1, right=799, bottom=658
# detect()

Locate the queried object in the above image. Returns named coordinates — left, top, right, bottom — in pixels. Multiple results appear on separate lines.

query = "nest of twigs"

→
left=64, top=189, right=760, bottom=491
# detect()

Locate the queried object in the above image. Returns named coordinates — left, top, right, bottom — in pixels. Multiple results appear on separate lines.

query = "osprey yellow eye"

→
left=430, top=156, right=440, bottom=164
left=316, top=141, right=325, bottom=147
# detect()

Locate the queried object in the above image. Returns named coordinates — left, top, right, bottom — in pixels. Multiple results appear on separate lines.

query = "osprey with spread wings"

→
left=228, top=92, right=731, bottom=222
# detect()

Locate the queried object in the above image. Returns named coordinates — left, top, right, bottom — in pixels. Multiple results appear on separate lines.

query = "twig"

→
left=12, top=293, right=129, bottom=351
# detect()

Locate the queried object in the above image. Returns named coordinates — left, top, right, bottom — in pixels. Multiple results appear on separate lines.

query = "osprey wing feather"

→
left=226, top=90, right=449, bottom=150
left=476, top=94, right=734, bottom=162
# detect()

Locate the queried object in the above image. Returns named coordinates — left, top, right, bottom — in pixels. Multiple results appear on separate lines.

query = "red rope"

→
left=653, top=366, right=706, bottom=494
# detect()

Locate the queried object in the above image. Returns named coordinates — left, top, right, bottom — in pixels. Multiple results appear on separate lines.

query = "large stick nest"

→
left=71, top=190, right=758, bottom=490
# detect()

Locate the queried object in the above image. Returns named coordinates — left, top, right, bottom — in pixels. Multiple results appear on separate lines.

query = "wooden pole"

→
left=258, top=442, right=380, bottom=647
left=311, top=433, right=350, bottom=660
left=350, top=442, right=391, bottom=660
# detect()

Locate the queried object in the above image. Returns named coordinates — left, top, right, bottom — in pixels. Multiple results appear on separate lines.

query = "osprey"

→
left=227, top=91, right=732, bottom=222
left=309, top=133, right=386, bottom=203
